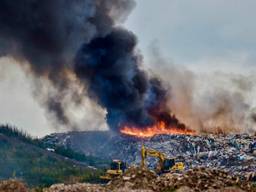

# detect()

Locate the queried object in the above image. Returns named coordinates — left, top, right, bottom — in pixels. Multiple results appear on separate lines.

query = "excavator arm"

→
left=141, top=144, right=166, bottom=169
left=141, top=144, right=184, bottom=173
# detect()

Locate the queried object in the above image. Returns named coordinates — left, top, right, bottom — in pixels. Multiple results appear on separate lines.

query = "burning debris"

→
left=121, top=120, right=195, bottom=138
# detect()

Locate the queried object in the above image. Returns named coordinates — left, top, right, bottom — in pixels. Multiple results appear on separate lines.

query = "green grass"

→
left=0, top=124, right=109, bottom=167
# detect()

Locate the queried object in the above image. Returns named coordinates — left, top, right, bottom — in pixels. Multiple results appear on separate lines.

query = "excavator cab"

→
left=163, top=159, right=175, bottom=171
left=161, top=158, right=184, bottom=173
left=110, top=160, right=127, bottom=172
left=100, top=160, right=127, bottom=181
left=141, top=145, right=185, bottom=174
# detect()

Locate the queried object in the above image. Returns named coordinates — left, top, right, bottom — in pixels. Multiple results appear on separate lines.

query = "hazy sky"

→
left=0, top=0, right=256, bottom=137
left=125, top=0, right=256, bottom=72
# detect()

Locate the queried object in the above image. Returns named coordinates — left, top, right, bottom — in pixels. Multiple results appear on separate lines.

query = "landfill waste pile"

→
left=43, top=132, right=256, bottom=179
left=118, top=134, right=256, bottom=180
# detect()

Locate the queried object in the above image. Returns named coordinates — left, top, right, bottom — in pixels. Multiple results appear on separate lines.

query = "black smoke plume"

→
left=75, top=28, right=173, bottom=130
left=0, top=0, right=184, bottom=131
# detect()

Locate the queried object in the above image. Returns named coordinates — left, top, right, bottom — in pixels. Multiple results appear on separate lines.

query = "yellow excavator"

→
left=100, top=159, right=127, bottom=181
left=140, top=144, right=184, bottom=174
left=100, top=145, right=184, bottom=181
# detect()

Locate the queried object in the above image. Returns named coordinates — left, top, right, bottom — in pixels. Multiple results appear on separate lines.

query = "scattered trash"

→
left=109, top=134, right=256, bottom=180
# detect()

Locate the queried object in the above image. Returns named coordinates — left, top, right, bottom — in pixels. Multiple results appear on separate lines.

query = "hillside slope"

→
left=0, top=133, right=102, bottom=187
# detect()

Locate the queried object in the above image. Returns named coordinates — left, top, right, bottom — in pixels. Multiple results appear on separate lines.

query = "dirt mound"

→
left=0, top=180, right=28, bottom=192
left=107, top=167, right=157, bottom=191
left=44, top=182, right=153, bottom=192
left=43, top=183, right=105, bottom=192
left=1, top=167, right=255, bottom=192
left=155, top=167, right=255, bottom=192
left=176, top=186, right=246, bottom=192
left=107, top=167, right=255, bottom=192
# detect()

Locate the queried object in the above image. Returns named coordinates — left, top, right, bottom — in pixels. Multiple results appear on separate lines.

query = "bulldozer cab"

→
left=100, top=160, right=127, bottom=181
left=110, top=160, right=127, bottom=172
left=162, top=158, right=184, bottom=172
left=110, top=161, right=120, bottom=170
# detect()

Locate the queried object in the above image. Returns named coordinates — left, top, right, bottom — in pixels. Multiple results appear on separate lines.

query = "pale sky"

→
left=0, top=0, right=256, bottom=137
left=125, top=0, right=256, bottom=73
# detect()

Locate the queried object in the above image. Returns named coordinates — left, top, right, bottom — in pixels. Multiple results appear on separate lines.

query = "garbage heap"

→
left=119, top=134, right=256, bottom=178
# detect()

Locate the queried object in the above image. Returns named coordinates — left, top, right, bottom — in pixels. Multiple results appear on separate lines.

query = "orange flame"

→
left=120, top=121, right=196, bottom=138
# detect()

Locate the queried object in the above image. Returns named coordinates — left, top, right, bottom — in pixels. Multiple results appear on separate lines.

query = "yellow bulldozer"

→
left=140, top=144, right=184, bottom=174
left=100, top=159, right=127, bottom=181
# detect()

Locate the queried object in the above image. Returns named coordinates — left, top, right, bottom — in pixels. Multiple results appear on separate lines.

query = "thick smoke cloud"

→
left=0, top=0, right=183, bottom=131
left=75, top=28, right=180, bottom=130
left=75, top=29, right=151, bottom=129
left=0, top=0, right=134, bottom=128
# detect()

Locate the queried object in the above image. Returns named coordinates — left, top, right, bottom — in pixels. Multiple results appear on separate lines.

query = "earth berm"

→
left=1, top=167, right=255, bottom=192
